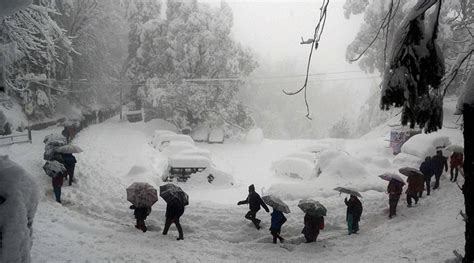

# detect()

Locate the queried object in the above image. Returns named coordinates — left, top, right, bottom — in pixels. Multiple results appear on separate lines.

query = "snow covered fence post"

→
left=463, top=103, right=474, bottom=263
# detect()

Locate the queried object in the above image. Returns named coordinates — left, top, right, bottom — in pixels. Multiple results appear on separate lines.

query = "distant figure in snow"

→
left=344, top=195, right=362, bottom=234
left=449, top=152, right=463, bottom=182
left=52, top=171, right=67, bottom=203
left=162, top=202, right=185, bottom=240
left=129, top=205, right=151, bottom=232
left=431, top=150, right=448, bottom=190
left=237, top=184, right=269, bottom=230
left=269, top=208, right=287, bottom=243
left=419, top=156, right=434, bottom=196
left=302, top=213, right=324, bottom=243
left=62, top=153, right=77, bottom=186
left=387, top=179, right=403, bottom=219
left=406, top=172, right=424, bottom=207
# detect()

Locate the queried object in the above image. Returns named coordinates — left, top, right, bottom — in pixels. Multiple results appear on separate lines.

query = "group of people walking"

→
left=387, top=150, right=463, bottom=219
left=237, top=184, right=363, bottom=243
left=129, top=200, right=185, bottom=240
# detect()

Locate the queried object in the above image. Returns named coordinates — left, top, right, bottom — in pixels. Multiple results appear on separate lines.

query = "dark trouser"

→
left=347, top=214, right=359, bottom=234
left=53, top=187, right=61, bottom=203
left=389, top=196, right=400, bottom=218
left=406, top=193, right=419, bottom=206
left=67, top=166, right=75, bottom=186
left=163, top=217, right=183, bottom=239
left=270, top=229, right=283, bottom=243
left=245, top=210, right=261, bottom=229
left=433, top=172, right=442, bottom=189
left=303, top=228, right=319, bottom=243
left=136, top=219, right=146, bottom=232
left=450, top=166, right=459, bottom=181
left=424, top=176, right=431, bottom=195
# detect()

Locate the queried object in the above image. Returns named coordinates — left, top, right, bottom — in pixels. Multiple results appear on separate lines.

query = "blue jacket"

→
left=270, top=210, right=287, bottom=231
left=420, top=160, right=434, bottom=178
left=62, top=154, right=76, bottom=167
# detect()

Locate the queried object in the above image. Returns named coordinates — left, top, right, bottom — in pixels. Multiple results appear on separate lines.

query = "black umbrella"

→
left=42, top=161, right=66, bottom=177
left=159, top=183, right=189, bottom=206
left=399, top=167, right=423, bottom=177
left=333, top=187, right=362, bottom=198
left=298, top=199, right=327, bottom=217
left=262, top=195, right=290, bottom=213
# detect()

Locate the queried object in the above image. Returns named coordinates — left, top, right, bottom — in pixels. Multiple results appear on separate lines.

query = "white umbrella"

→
left=445, top=145, right=464, bottom=153
left=55, top=144, right=83, bottom=154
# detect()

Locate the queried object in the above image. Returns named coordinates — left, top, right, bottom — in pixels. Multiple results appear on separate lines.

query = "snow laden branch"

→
left=380, top=0, right=444, bottom=133
left=282, top=0, right=330, bottom=120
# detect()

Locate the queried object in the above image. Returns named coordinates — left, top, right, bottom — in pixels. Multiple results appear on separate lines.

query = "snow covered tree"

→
left=126, top=0, right=257, bottom=131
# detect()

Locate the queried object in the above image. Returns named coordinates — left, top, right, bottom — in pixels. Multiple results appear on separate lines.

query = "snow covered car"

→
left=153, top=134, right=194, bottom=150
left=164, top=154, right=211, bottom=182
left=190, top=126, right=210, bottom=142
left=272, top=157, right=316, bottom=180
left=176, top=148, right=212, bottom=159
left=208, top=128, right=224, bottom=144
left=286, top=151, right=316, bottom=164
left=161, top=141, right=197, bottom=156
left=0, top=156, right=39, bottom=263
left=151, top=129, right=176, bottom=145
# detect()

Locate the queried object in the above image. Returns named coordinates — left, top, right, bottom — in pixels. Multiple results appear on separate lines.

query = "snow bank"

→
left=401, top=133, right=451, bottom=158
left=245, top=128, right=264, bottom=144
left=0, top=155, right=39, bottom=263
left=272, top=157, right=316, bottom=180
left=142, top=119, right=177, bottom=137
left=286, top=151, right=316, bottom=163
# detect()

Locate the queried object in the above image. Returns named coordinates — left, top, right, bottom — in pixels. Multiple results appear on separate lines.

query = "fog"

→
left=207, top=0, right=376, bottom=138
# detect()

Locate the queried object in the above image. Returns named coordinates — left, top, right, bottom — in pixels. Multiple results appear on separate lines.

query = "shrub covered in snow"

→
left=0, top=155, right=39, bottom=263
left=401, top=133, right=451, bottom=158
left=245, top=128, right=264, bottom=144
left=272, top=157, right=316, bottom=180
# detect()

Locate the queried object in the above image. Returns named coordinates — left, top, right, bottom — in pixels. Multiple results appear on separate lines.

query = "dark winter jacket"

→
left=450, top=153, right=463, bottom=168
left=432, top=153, right=448, bottom=175
left=406, top=174, right=424, bottom=194
left=387, top=180, right=403, bottom=199
left=130, top=205, right=151, bottom=220
left=165, top=202, right=185, bottom=219
left=302, top=214, right=324, bottom=240
left=52, top=174, right=64, bottom=188
left=420, top=160, right=434, bottom=178
left=238, top=191, right=269, bottom=212
left=345, top=196, right=363, bottom=221
left=270, top=210, right=287, bottom=231
left=62, top=154, right=77, bottom=168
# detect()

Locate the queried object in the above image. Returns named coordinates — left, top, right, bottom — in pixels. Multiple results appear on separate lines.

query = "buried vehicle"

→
left=0, top=156, right=40, bottom=263
left=163, top=155, right=212, bottom=182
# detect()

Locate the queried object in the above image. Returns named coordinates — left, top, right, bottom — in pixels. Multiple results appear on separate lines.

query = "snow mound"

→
left=186, top=166, right=234, bottom=186
left=245, top=128, right=264, bottom=144
left=272, top=157, right=316, bottom=180
left=401, top=133, right=451, bottom=158
left=142, top=119, right=177, bottom=137
left=168, top=155, right=211, bottom=168
left=0, top=155, right=39, bottom=263
left=316, top=150, right=376, bottom=190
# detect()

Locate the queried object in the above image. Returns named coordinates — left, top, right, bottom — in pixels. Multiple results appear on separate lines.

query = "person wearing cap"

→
left=237, top=184, right=269, bottom=229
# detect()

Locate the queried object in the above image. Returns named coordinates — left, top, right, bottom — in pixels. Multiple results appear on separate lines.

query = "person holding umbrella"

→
left=449, top=151, right=463, bottom=182
left=237, top=184, right=269, bottom=230
left=262, top=195, right=290, bottom=244
left=432, top=150, right=448, bottom=190
left=162, top=201, right=185, bottom=240
left=344, top=195, right=362, bottom=235
left=302, top=213, right=324, bottom=243
left=387, top=178, right=404, bottom=219
left=129, top=205, right=151, bottom=232
left=159, top=183, right=188, bottom=240
left=52, top=170, right=67, bottom=203
left=405, top=172, right=423, bottom=207
left=419, top=156, right=434, bottom=196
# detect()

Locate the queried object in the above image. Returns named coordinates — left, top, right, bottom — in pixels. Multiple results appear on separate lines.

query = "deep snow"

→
left=0, top=110, right=465, bottom=262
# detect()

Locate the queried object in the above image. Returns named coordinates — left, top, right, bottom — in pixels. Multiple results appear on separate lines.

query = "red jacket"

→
left=52, top=175, right=64, bottom=187
left=450, top=153, right=463, bottom=167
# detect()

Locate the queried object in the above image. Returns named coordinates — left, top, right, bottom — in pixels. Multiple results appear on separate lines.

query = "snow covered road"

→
left=0, top=117, right=465, bottom=262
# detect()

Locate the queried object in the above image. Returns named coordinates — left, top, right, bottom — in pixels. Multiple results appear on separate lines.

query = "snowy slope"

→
left=0, top=111, right=465, bottom=262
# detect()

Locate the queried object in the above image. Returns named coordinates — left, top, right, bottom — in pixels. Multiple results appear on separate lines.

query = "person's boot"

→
left=177, top=236, right=184, bottom=240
